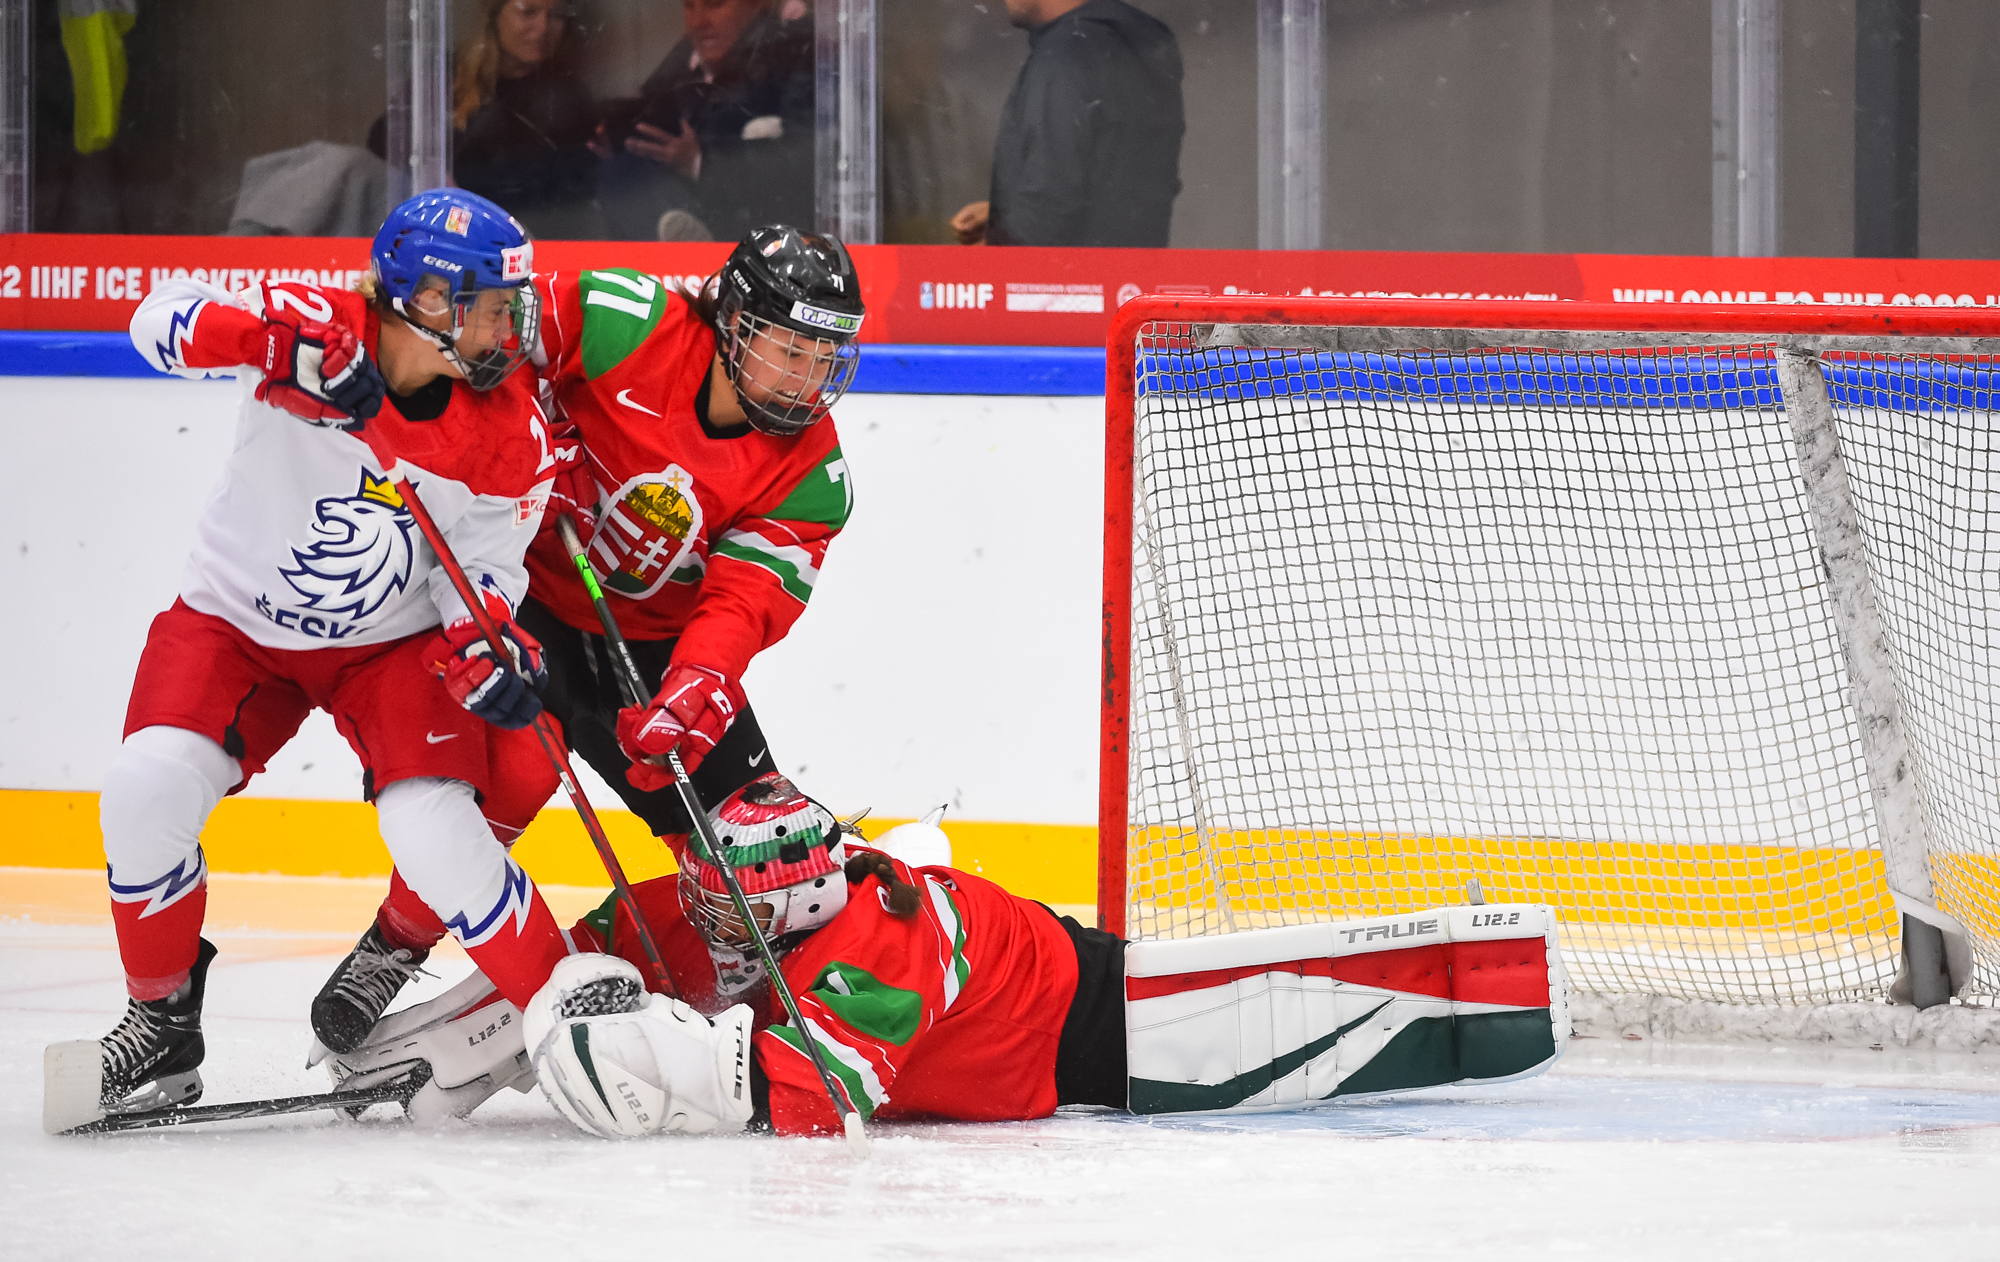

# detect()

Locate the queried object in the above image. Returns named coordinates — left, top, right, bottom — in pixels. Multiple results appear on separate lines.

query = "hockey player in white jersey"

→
left=83, top=190, right=575, bottom=1118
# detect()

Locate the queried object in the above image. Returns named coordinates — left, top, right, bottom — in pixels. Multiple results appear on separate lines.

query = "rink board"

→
left=0, top=788, right=1098, bottom=904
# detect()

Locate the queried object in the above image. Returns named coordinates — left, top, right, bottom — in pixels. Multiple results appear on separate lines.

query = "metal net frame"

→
left=1098, top=299, right=2000, bottom=1005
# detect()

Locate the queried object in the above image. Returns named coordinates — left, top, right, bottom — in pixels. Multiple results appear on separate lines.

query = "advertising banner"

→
left=6, top=233, right=2000, bottom=345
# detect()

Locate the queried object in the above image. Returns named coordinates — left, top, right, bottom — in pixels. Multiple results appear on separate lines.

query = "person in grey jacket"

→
left=953, top=0, right=1184, bottom=248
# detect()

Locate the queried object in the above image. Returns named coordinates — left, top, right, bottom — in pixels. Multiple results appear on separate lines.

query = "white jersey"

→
left=132, top=279, right=551, bottom=650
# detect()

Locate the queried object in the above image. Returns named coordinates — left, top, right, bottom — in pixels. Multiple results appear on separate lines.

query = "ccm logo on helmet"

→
left=421, top=255, right=465, bottom=272
left=789, top=301, right=863, bottom=335
left=502, top=244, right=533, bottom=280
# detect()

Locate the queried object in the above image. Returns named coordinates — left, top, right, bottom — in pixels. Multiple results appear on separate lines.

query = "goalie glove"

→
left=423, top=593, right=549, bottom=730
left=524, top=953, right=756, bottom=1140
left=615, top=662, right=744, bottom=788
left=254, top=316, right=387, bottom=430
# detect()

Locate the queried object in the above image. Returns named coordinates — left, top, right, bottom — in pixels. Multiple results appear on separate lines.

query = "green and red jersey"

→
left=527, top=268, right=852, bottom=678
left=753, top=855, right=1083, bottom=1135
left=574, top=852, right=1085, bottom=1136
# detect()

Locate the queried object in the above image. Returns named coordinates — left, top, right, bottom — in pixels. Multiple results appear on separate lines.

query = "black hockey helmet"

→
left=713, top=224, right=865, bottom=436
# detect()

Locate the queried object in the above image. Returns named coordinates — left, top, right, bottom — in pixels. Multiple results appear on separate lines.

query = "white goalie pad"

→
left=317, top=971, right=535, bottom=1124
left=1124, top=904, right=1570, bottom=1115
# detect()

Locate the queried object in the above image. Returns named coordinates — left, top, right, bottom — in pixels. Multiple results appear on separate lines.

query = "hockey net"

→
left=1099, top=299, right=2000, bottom=1006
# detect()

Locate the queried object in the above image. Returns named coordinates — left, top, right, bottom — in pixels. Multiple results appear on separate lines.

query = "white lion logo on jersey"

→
left=279, top=471, right=416, bottom=618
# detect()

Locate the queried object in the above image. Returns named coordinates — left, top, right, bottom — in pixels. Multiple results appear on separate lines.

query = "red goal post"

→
left=1099, top=296, right=2000, bottom=1005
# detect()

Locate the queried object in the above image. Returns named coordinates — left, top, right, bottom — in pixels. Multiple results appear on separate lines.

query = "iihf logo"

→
left=279, top=471, right=416, bottom=619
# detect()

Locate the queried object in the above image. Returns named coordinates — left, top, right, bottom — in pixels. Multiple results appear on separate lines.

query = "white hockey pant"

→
left=375, top=777, right=536, bottom=949
left=100, top=725, right=241, bottom=918
left=1123, top=904, right=1571, bottom=1114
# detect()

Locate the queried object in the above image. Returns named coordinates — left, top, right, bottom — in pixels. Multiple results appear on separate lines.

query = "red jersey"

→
left=154, top=279, right=554, bottom=498
left=757, top=855, right=1080, bottom=1135
left=528, top=269, right=852, bottom=679
left=130, top=278, right=558, bottom=649
left=577, top=853, right=1084, bottom=1136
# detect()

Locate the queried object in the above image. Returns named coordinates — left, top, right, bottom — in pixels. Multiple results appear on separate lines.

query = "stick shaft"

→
left=65, top=1076, right=423, bottom=1135
left=553, top=513, right=864, bottom=1138
left=556, top=515, right=647, bottom=709
left=663, top=750, right=863, bottom=1133
left=392, top=474, right=678, bottom=999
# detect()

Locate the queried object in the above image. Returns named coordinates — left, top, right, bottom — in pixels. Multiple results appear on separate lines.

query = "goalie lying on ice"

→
left=338, top=775, right=1572, bottom=1137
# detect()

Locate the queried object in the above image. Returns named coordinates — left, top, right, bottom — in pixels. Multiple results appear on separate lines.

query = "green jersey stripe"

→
left=770, top=449, right=853, bottom=529
left=921, top=877, right=971, bottom=1011
left=712, top=530, right=818, bottom=602
left=579, top=269, right=667, bottom=378
left=809, top=961, right=924, bottom=1046
left=769, top=1018, right=888, bottom=1117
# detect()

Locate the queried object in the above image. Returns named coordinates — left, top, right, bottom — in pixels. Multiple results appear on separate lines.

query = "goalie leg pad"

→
left=1123, top=904, right=1570, bottom=1115
left=317, top=970, right=535, bottom=1124
left=526, top=953, right=756, bottom=1140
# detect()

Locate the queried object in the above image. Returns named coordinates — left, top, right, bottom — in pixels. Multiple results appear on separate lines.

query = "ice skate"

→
left=311, top=924, right=431, bottom=1054
left=99, top=937, right=217, bottom=1113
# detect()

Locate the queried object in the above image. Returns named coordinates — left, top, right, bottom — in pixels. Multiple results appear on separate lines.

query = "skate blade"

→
left=43, top=1041, right=106, bottom=1136
left=103, top=1070, right=203, bottom=1116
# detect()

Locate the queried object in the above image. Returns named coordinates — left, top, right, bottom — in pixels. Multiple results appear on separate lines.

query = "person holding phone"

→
left=597, top=0, right=814, bottom=242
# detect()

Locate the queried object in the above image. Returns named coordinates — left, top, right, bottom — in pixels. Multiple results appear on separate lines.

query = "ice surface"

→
left=8, top=923, right=2000, bottom=1261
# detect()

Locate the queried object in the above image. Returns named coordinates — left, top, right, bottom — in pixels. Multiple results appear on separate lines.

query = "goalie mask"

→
left=680, top=773, right=849, bottom=955
left=712, top=224, right=864, bottom=436
left=371, top=189, right=541, bottom=391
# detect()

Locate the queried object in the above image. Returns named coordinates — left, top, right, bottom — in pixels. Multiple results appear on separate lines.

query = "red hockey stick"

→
left=388, top=469, right=679, bottom=1000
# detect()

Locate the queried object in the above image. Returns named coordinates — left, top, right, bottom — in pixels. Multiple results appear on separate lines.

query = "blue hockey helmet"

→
left=371, top=190, right=541, bottom=390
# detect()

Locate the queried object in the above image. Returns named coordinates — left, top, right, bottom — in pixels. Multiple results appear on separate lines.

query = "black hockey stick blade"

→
left=56, top=1063, right=432, bottom=1136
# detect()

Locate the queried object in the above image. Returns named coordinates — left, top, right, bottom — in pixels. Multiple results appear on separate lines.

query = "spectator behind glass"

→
left=597, top=0, right=814, bottom=242
left=953, top=0, right=1184, bottom=247
left=452, top=0, right=602, bottom=239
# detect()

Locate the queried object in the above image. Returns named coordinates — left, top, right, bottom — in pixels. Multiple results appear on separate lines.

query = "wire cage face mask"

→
left=679, top=774, right=850, bottom=951
left=406, top=280, right=542, bottom=392
left=719, top=300, right=861, bottom=436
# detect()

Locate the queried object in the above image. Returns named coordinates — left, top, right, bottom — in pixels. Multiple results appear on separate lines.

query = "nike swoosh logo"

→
left=616, top=388, right=662, bottom=417
left=749, top=749, right=768, bottom=767
left=425, top=731, right=461, bottom=744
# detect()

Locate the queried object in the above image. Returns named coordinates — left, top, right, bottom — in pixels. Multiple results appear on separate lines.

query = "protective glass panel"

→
left=880, top=0, right=1233, bottom=248
left=32, top=0, right=386, bottom=234
left=560, top=0, right=813, bottom=243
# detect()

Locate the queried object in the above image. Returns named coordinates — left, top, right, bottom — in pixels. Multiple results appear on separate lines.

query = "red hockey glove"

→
left=546, top=422, right=603, bottom=525
left=615, top=663, right=744, bottom=789
left=254, top=317, right=386, bottom=430
left=424, top=596, right=549, bottom=730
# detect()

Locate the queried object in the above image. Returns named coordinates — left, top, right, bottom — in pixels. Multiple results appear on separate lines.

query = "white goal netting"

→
left=1114, top=320, right=2000, bottom=1004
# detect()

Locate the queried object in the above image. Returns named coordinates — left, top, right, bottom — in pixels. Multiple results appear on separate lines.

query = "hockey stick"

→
left=555, top=515, right=648, bottom=710
left=47, top=1056, right=430, bottom=1136
left=388, top=469, right=678, bottom=1000
left=553, top=513, right=870, bottom=1158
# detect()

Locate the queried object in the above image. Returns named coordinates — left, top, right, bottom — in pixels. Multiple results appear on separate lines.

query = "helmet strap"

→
left=391, top=297, right=462, bottom=358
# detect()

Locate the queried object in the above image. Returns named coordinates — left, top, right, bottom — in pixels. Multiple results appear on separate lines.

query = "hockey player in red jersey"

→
left=527, top=775, right=1571, bottom=1138
left=323, top=774, right=1572, bottom=1136
left=316, top=225, right=867, bottom=1043
left=83, top=190, right=575, bottom=1117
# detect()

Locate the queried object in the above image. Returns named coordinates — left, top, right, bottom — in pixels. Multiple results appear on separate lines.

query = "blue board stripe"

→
left=0, top=331, right=1111, bottom=396
left=1137, top=347, right=2000, bottom=411
left=8, top=333, right=1986, bottom=411
left=0, top=330, right=158, bottom=378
